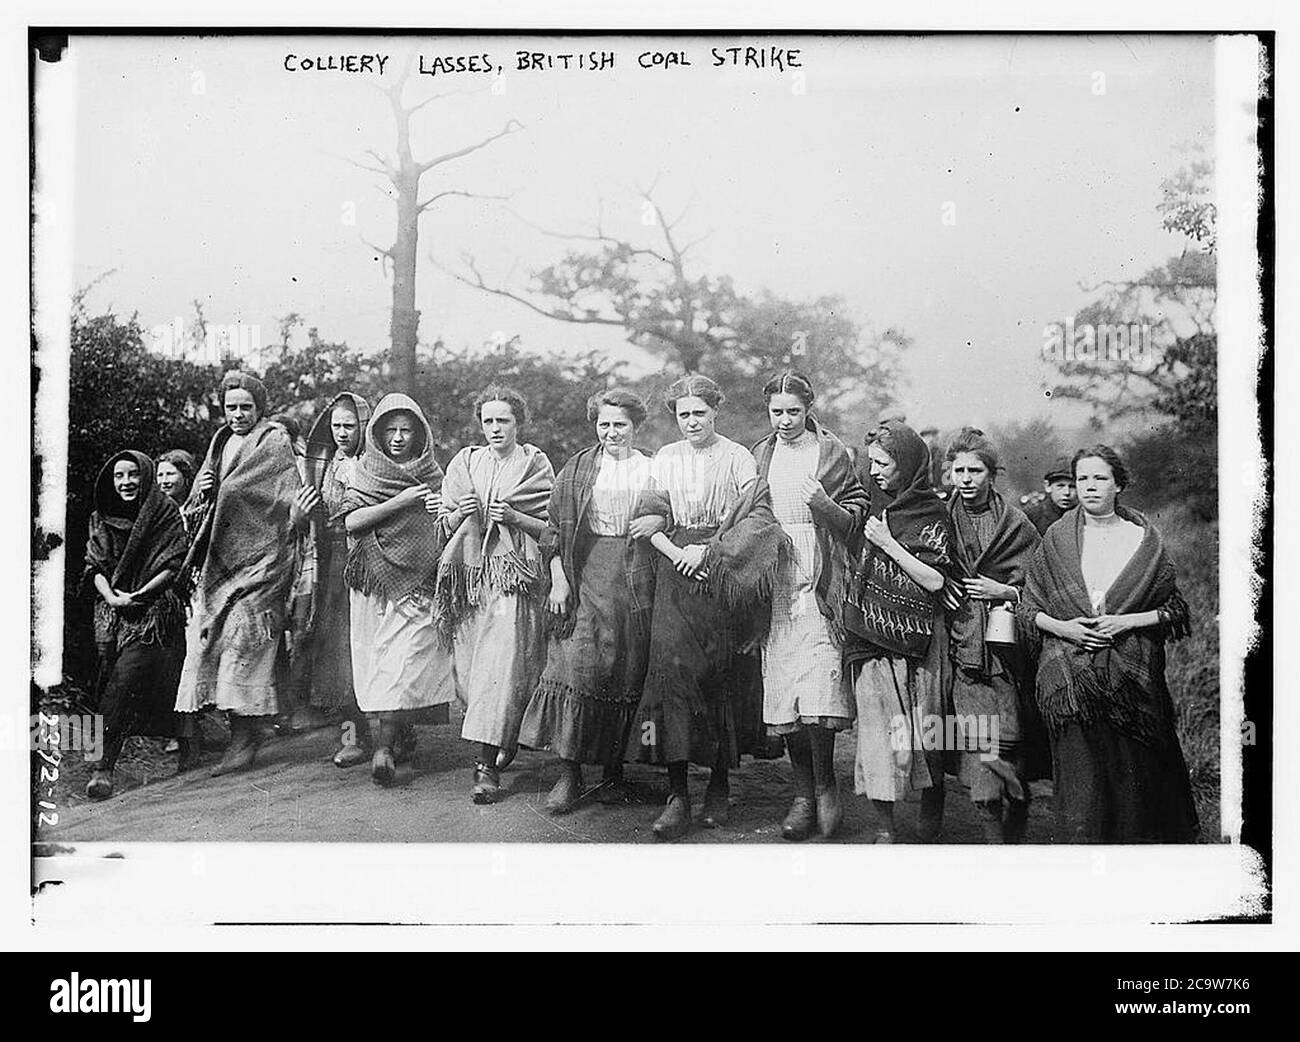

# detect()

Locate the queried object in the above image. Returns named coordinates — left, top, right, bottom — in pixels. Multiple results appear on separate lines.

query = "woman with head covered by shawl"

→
left=83, top=451, right=192, bottom=798
left=629, top=374, right=790, bottom=842
left=1017, top=445, right=1198, bottom=842
left=844, top=419, right=956, bottom=843
left=943, top=427, right=1043, bottom=843
left=175, top=371, right=318, bottom=776
left=435, top=386, right=554, bottom=805
left=340, top=393, right=453, bottom=787
left=517, top=388, right=658, bottom=814
left=751, top=371, right=867, bottom=841
left=301, top=392, right=375, bottom=768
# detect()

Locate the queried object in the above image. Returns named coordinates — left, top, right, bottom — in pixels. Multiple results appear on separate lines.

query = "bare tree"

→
left=350, top=54, right=522, bottom=392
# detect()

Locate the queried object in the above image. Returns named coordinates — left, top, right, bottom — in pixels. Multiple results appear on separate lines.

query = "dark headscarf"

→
left=305, top=391, right=373, bottom=489
left=85, top=451, right=187, bottom=599
left=860, top=419, right=951, bottom=561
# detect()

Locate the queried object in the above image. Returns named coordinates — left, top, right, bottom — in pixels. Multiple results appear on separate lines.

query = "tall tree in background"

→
left=352, top=54, right=522, bottom=393
left=454, top=183, right=908, bottom=445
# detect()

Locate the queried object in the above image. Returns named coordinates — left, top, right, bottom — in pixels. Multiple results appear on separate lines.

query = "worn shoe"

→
left=210, top=716, right=260, bottom=777
left=175, top=737, right=202, bottom=774
left=333, top=743, right=370, bottom=769
left=85, top=770, right=114, bottom=800
left=371, top=746, right=396, bottom=787
left=781, top=796, right=818, bottom=841
left=699, top=785, right=730, bottom=829
left=546, top=767, right=583, bottom=815
left=495, top=744, right=517, bottom=770
left=816, top=783, right=844, bottom=840
left=652, top=793, right=692, bottom=841
left=472, top=763, right=501, bottom=805
left=873, top=829, right=895, bottom=845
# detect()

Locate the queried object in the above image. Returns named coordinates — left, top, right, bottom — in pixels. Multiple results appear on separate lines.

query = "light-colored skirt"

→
left=762, top=597, right=853, bottom=730
left=453, top=584, right=545, bottom=749
left=175, top=593, right=281, bottom=717
left=350, top=590, right=455, bottom=713
left=852, top=614, right=949, bottom=801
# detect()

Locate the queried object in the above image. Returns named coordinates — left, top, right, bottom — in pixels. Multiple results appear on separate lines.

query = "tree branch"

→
left=502, top=207, right=672, bottom=265
left=417, top=119, right=524, bottom=173
left=417, top=189, right=510, bottom=213
left=446, top=253, right=629, bottom=328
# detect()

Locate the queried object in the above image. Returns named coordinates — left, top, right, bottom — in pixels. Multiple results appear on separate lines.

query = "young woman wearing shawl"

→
left=629, top=374, right=791, bottom=842
left=300, top=392, right=375, bottom=768
left=340, top=393, right=453, bottom=787
left=844, top=419, right=956, bottom=843
left=943, top=428, right=1043, bottom=843
left=155, top=449, right=196, bottom=509
left=1016, top=445, right=1198, bottom=842
left=517, top=389, right=659, bottom=814
left=83, top=451, right=192, bottom=798
left=435, top=386, right=555, bottom=804
left=175, top=371, right=318, bottom=776
left=750, top=371, right=867, bottom=841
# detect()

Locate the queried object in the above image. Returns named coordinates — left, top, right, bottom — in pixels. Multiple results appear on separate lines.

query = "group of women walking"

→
left=81, top=366, right=1201, bottom=844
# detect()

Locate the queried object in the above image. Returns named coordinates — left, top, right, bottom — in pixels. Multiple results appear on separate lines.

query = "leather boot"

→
left=781, top=797, right=817, bottom=841
left=176, top=736, right=203, bottom=774
left=210, top=713, right=259, bottom=777
left=652, top=793, right=692, bottom=841
left=371, top=714, right=398, bottom=787
left=546, top=761, right=583, bottom=815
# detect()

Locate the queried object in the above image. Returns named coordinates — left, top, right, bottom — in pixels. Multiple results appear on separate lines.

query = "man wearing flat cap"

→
left=1024, top=457, right=1077, bottom=535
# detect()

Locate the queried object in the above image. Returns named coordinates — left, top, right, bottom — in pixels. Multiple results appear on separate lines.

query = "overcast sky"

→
left=64, top=33, right=1215, bottom=430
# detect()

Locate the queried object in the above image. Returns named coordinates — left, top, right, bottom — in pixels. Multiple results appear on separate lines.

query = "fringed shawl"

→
left=845, top=422, right=955, bottom=658
left=542, top=443, right=656, bottom=640
left=434, top=443, right=554, bottom=641
left=1015, top=503, right=1191, bottom=745
left=340, top=393, right=444, bottom=604
left=752, top=418, right=868, bottom=642
left=946, top=489, right=1041, bottom=674
left=84, top=450, right=189, bottom=650
left=182, top=417, right=302, bottom=650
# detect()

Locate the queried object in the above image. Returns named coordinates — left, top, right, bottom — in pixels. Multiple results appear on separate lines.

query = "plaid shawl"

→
left=633, top=456, right=791, bottom=644
left=845, top=421, right=955, bottom=657
left=340, top=393, right=444, bottom=604
left=434, top=443, right=554, bottom=640
left=946, top=489, right=1041, bottom=674
left=85, top=450, right=189, bottom=649
left=1015, top=503, right=1191, bottom=744
left=752, top=419, right=868, bottom=642
left=542, top=443, right=656, bottom=640
left=182, top=417, right=301, bottom=652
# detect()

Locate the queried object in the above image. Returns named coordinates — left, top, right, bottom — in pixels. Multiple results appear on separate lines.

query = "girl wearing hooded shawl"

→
left=751, top=371, right=868, bottom=841
left=845, top=419, right=957, bottom=843
left=434, top=386, right=554, bottom=805
left=340, top=393, right=453, bottom=787
left=83, top=451, right=191, bottom=798
left=300, top=391, right=375, bottom=767
left=629, top=375, right=791, bottom=842
left=1016, top=445, right=1198, bottom=843
left=943, top=428, right=1043, bottom=843
left=517, top=389, right=658, bottom=814
left=175, top=371, right=316, bottom=776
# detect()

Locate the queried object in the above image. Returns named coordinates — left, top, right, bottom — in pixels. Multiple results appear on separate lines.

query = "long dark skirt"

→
left=308, top=532, right=360, bottom=713
left=519, top=536, right=648, bottom=767
left=1051, top=721, right=1200, bottom=843
left=628, top=528, right=766, bottom=768
left=96, top=634, right=184, bottom=770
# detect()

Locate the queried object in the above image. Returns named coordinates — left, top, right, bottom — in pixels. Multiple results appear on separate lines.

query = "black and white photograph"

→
left=18, top=8, right=1281, bottom=940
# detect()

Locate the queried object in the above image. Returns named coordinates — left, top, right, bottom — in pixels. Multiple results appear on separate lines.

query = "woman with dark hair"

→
left=844, top=419, right=956, bottom=843
left=435, top=385, right=555, bottom=804
left=630, top=374, right=790, bottom=841
left=518, top=388, right=659, bottom=813
left=1018, top=445, right=1198, bottom=842
left=175, top=371, right=317, bottom=775
left=302, top=392, right=375, bottom=767
left=341, top=393, right=454, bottom=786
left=155, top=449, right=196, bottom=509
left=751, top=371, right=867, bottom=840
left=84, top=451, right=192, bottom=798
left=943, top=427, right=1042, bottom=843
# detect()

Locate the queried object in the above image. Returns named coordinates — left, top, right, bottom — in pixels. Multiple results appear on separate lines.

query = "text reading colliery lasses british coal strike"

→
left=281, top=47, right=803, bottom=75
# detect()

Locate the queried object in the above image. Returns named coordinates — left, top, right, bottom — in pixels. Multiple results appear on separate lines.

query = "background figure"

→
left=155, top=449, right=196, bottom=508
left=1024, top=457, right=1077, bottom=535
left=435, top=386, right=554, bottom=805
left=844, top=419, right=956, bottom=843
left=83, top=451, right=192, bottom=798
left=1018, top=445, right=1198, bottom=842
left=943, top=427, right=1043, bottom=843
left=175, top=371, right=316, bottom=776
left=341, top=393, right=454, bottom=787
left=629, top=374, right=789, bottom=842
left=752, top=371, right=867, bottom=841
left=519, top=388, right=658, bottom=814
left=303, top=392, right=375, bottom=767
